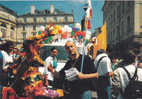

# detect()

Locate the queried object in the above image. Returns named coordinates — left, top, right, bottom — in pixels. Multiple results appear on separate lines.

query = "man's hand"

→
left=44, top=74, right=48, bottom=87
left=48, top=65, right=55, bottom=73
left=45, top=81, right=48, bottom=87
left=78, top=72, right=85, bottom=79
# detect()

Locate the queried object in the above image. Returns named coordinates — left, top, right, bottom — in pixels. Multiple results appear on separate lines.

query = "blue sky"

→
left=0, top=0, right=104, bottom=32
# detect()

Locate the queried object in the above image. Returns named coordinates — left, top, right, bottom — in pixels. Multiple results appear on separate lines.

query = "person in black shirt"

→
left=48, top=40, right=97, bottom=99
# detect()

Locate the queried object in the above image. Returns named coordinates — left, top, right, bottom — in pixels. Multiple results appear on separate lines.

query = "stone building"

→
left=0, top=4, right=17, bottom=42
left=102, top=0, right=142, bottom=55
left=0, top=4, right=74, bottom=44
left=16, top=5, right=74, bottom=43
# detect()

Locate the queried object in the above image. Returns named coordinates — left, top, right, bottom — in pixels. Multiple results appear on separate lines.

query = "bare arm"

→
left=48, top=65, right=60, bottom=79
left=78, top=72, right=99, bottom=79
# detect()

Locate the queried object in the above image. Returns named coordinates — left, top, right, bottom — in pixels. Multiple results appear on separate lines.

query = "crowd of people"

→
left=0, top=37, right=142, bottom=99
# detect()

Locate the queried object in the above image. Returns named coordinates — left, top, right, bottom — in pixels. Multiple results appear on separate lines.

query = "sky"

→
left=0, top=0, right=104, bottom=32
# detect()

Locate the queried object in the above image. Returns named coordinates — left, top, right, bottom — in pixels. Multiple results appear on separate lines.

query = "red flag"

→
left=89, top=8, right=92, bottom=19
left=87, top=19, right=91, bottom=30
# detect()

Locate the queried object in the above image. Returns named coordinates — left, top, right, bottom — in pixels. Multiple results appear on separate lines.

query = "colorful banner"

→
left=93, top=23, right=107, bottom=59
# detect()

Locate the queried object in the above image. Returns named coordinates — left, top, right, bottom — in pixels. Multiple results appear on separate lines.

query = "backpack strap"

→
left=121, top=66, right=138, bottom=96
left=131, top=67, right=138, bottom=80
left=122, top=66, right=138, bottom=81
left=122, top=67, right=131, bottom=80
left=96, top=56, right=107, bottom=70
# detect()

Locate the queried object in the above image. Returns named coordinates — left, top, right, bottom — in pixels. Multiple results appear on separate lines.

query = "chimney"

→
left=50, top=5, right=54, bottom=14
left=31, top=5, right=35, bottom=14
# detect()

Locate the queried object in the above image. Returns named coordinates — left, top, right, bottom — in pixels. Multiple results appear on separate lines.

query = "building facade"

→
left=0, top=5, right=17, bottom=42
left=0, top=4, right=74, bottom=44
left=16, top=5, right=74, bottom=43
left=102, top=1, right=142, bottom=54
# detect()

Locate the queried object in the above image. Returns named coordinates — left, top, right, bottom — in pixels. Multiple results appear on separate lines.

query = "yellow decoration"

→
left=96, top=22, right=107, bottom=51
left=56, top=89, right=64, bottom=97
left=13, top=69, right=17, bottom=74
left=93, top=23, right=107, bottom=59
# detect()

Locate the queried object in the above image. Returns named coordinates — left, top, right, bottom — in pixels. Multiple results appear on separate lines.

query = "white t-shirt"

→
left=44, top=56, right=57, bottom=81
left=1, top=50, right=13, bottom=70
left=94, top=53, right=112, bottom=76
left=113, top=65, right=142, bottom=99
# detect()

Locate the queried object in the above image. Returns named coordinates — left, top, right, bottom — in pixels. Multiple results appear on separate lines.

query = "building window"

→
left=121, top=1, right=125, bottom=14
left=32, top=32, right=36, bottom=36
left=57, top=16, right=65, bottom=23
left=67, top=16, right=73, bottom=22
left=33, top=25, right=36, bottom=30
left=22, top=32, right=26, bottom=40
left=127, top=16, right=130, bottom=33
left=10, top=30, right=14, bottom=39
left=23, top=26, right=25, bottom=31
left=121, top=22, right=124, bottom=36
left=46, top=17, right=56, bottom=23
left=111, top=31, right=113, bottom=42
left=26, top=17, right=34, bottom=23
left=36, top=17, right=45, bottom=23
left=17, top=18, right=24, bottom=23
left=11, top=26, right=14, bottom=30
left=1, top=28, right=6, bottom=38
left=1, top=22, right=6, bottom=27
left=117, top=26, right=120, bottom=41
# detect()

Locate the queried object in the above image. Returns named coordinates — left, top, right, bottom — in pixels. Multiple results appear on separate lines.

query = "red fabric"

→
left=82, top=32, right=85, bottom=37
left=19, top=97, right=33, bottom=99
left=87, top=20, right=91, bottom=30
left=2, top=87, right=34, bottom=99
left=75, top=31, right=85, bottom=37
left=61, top=33, right=67, bottom=39
left=89, top=8, right=92, bottom=19
left=58, top=30, right=62, bottom=34
left=2, top=87, right=16, bottom=99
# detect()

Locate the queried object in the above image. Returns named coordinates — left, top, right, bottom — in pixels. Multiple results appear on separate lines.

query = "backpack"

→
left=122, top=67, right=142, bottom=99
left=96, top=56, right=111, bottom=88
left=0, top=51, right=3, bottom=72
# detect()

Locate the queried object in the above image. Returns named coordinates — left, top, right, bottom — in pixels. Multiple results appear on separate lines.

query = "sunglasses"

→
left=65, top=45, right=75, bottom=50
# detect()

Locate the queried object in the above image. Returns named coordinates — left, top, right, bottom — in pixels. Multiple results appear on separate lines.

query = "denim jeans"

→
left=82, top=91, right=91, bottom=99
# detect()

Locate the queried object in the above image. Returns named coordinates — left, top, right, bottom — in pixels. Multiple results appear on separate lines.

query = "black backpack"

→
left=122, top=67, right=142, bottom=99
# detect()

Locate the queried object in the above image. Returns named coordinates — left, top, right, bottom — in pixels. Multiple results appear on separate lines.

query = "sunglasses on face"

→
left=65, top=45, right=75, bottom=50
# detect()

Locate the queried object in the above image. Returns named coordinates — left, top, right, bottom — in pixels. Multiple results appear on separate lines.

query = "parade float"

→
left=0, top=0, right=109, bottom=98
left=1, top=23, right=88, bottom=99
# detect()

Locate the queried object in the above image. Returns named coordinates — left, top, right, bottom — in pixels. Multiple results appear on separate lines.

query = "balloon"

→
left=85, top=30, right=91, bottom=39
left=38, top=31, right=42, bottom=34
left=58, top=29, right=62, bottom=34
left=67, top=27, right=72, bottom=33
left=74, top=23, right=81, bottom=30
left=40, top=26, right=45, bottom=31
left=71, top=31, right=75, bottom=36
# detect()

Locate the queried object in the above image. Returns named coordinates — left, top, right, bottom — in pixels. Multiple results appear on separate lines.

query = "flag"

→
left=86, top=0, right=92, bottom=30
left=81, top=15, right=87, bottom=31
left=97, top=22, right=107, bottom=51
left=86, top=0, right=92, bottom=20
left=87, top=19, right=91, bottom=30
left=93, top=23, right=107, bottom=59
